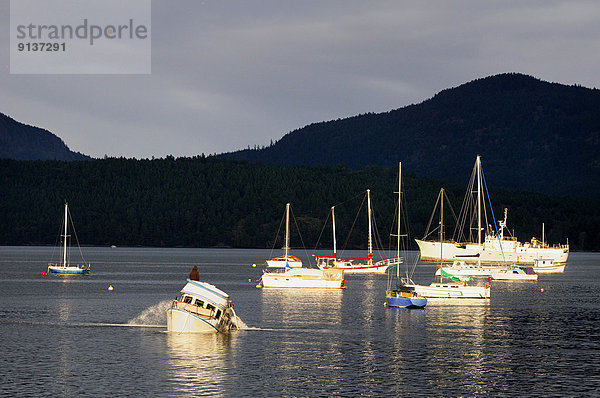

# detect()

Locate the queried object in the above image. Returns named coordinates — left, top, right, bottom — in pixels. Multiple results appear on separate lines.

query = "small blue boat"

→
left=47, top=264, right=90, bottom=275
left=386, top=286, right=427, bottom=309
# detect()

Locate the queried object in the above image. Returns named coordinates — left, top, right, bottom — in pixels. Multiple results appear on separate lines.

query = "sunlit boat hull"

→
left=435, top=264, right=538, bottom=281
left=266, top=255, right=303, bottom=268
left=167, top=279, right=238, bottom=333
left=407, top=282, right=490, bottom=299
left=386, top=294, right=427, bottom=309
left=260, top=268, right=345, bottom=289
left=47, top=265, right=89, bottom=275
left=416, top=239, right=569, bottom=265
left=532, top=259, right=565, bottom=273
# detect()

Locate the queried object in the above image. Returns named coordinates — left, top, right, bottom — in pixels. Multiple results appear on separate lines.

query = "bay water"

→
left=1, top=246, right=598, bottom=397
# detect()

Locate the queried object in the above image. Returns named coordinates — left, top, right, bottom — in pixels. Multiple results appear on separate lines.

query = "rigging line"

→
left=329, top=190, right=369, bottom=210
left=455, top=163, right=477, bottom=242
left=269, top=206, right=286, bottom=259
left=312, top=208, right=332, bottom=253
left=443, top=191, right=459, bottom=238
left=289, top=206, right=313, bottom=268
left=339, top=191, right=367, bottom=256
left=68, top=207, right=87, bottom=265
left=480, top=164, right=505, bottom=262
left=422, top=189, right=442, bottom=240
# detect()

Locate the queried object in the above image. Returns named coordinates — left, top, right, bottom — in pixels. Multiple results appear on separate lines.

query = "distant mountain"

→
left=223, top=73, right=600, bottom=197
left=0, top=112, right=91, bottom=161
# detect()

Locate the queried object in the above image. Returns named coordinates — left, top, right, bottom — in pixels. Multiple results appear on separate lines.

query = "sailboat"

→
left=47, top=202, right=90, bottom=275
left=259, top=203, right=345, bottom=289
left=406, top=189, right=490, bottom=299
left=385, top=163, right=427, bottom=309
left=415, top=156, right=569, bottom=265
left=265, top=203, right=303, bottom=268
left=315, top=190, right=391, bottom=274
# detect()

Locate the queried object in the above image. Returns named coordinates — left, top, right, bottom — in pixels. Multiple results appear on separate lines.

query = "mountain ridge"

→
left=222, top=73, right=600, bottom=197
left=0, top=112, right=91, bottom=161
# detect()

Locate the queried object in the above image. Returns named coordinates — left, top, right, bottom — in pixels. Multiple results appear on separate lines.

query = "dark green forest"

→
left=0, top=157, right=597, bottom=251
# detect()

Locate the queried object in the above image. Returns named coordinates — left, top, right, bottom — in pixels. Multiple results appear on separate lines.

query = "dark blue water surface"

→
left=0, top=247, right=598, bottom=397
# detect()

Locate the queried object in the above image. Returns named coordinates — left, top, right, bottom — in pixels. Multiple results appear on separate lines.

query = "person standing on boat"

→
left=189, top=265, right=200, bottom=281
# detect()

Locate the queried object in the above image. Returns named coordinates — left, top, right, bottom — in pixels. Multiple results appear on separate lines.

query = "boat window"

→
left=215, top=310, right=221, bottom=319
left=206, top=304, right=215, bottom=312
left=183, top=296, right=193, bottom=304
left=195, top=299, right=204, bottom=307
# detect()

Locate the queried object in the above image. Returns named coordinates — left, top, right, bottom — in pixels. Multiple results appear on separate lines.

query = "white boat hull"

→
left=261, top=268, right=345, bottom=289
left=416, top=239, right=569, bottom=265
left=435, top=264, right=538, bottom=281
left=266, top=255, right=303, bottom=268
left=167, top=308, right=223, bottom=333
left=166, top=279, right=238, bottom=333
left=532, top=259, right=565, bottom=273
left=47, top=264, right=90, bottom=275
left=407, top=282, right=490, bottom=299
left=316, top=259, right=391, bottom=274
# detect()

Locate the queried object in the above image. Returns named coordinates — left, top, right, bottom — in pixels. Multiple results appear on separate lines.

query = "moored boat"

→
left=47, top=202, right=90, bottom=275
left=532, top=258, right=566, bottom=273
left=167, top=279, right=239, bottom=333
left=416, top=156, right=569, bottom=265
left=435, top=261, right=538, bottom=281
left=407, top=188, right=491, bottom=300
left=265, top=203, right=303, bottom=268
left=315, top=190, right=391, bottom=274
left=260, top=203, right=345, bottom=289
left=385, top=163, right=427, bottom=309
left=260, top=267, right=345, bottom=289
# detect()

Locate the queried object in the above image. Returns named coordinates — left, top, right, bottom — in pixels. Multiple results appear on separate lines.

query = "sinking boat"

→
left=167, top=279, right=239, bottom=333
left=47, top=202, right=90, bottom=275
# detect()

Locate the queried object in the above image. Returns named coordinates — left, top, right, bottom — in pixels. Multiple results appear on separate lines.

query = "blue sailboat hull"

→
left=48, top=266, right=89, bottom=275
left=386, top=296, right=427, bottom=309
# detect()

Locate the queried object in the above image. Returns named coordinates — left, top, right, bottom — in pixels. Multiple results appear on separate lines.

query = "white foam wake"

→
left=128, top=299, right=172, bottom=325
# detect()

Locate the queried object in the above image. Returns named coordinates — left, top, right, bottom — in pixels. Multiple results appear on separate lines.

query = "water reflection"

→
left=166, top=332, right=237, bottom=397
left=259, top=289, right=343, bottom=330
left=419, top=300, right=490, bottom=395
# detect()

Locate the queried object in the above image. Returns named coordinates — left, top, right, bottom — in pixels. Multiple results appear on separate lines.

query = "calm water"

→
left=0, top=246, right=599, bottom=397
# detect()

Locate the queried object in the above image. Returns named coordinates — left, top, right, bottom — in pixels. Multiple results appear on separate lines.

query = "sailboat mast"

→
left=397, top=163, right=401, bottom=280
left=477, top=155, right=482, bottom=246
left=440, top=189, right=444, bottom=269
left=284, top=203, right=290, bottom=258
left=542, top=222, right=545, bottom=247
left=331, top=206, right=337, bottom=258
left=62, top=202, right=68, bottom=267
left=367, top=189, right=373, bottom=262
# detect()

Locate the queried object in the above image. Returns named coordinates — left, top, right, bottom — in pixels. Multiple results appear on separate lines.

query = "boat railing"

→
left=171, top=300, right=215, bottom=319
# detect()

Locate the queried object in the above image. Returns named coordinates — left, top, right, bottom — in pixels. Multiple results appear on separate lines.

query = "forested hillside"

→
left=0, top=157, right=597, bottom=251
left=0, top=112, right=90, bottom=161
left=223, top=73, right=600, bottom=198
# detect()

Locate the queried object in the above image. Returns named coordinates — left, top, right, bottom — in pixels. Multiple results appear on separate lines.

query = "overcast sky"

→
left=2, top=0, right=600, bottom=159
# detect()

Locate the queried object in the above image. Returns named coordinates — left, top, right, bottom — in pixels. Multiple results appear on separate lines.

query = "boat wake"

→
left=128, top=299, right=172, bottom=326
